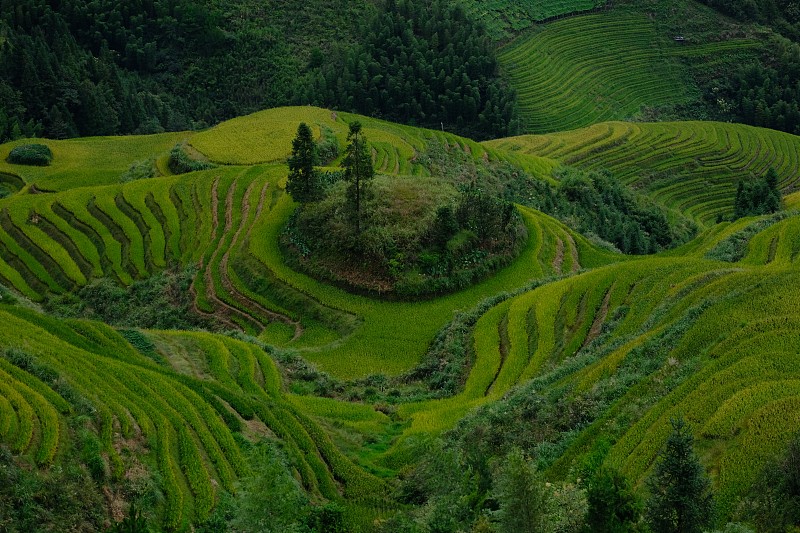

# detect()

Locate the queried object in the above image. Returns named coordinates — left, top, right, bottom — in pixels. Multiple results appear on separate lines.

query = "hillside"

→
left=4, top=0, right=795, bottom=144
left=497, top=0, right=765, bottom=132
left=486, top=120, right=800, bottom=224
left=0, top=103, right=799, bottom=531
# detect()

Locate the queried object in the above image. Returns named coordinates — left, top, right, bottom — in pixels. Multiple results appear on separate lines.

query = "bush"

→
left=168, top=143, right=215, bottom=174
left=315, top=124, right=340, bottom=165
left=7, top=143, right=52, bottom=166
left=120, top=159, right=156, bottom=183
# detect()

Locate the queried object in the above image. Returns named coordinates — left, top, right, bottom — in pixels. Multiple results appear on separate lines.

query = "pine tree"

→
left=587, top=468, right=643, bottom=532
left=646, top=418, right=714, bottom=533
left=764, top=167, right=782, bottom=213
left=342, top=121, right=374, bottom=235
left=286, top=123, right=322, bottom=204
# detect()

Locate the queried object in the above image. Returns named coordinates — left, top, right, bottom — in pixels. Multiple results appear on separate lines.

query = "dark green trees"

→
left=309, top=0, right=519, bottom=140
left=286, top=123, right=323, bottom=204
left=587, top=468, right=643, bottom=532
left=733, top=167, right=782, bottom=220
left=342, top=122, right=374, bottom=235
left=7, top=143, right=52, bottom=166
left=494, top=448, right=550, bottom=533
left=646, top=418, right=714, bottom=533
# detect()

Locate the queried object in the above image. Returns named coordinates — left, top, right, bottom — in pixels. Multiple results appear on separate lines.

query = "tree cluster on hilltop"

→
left=283, top=122, right=525, bottom=296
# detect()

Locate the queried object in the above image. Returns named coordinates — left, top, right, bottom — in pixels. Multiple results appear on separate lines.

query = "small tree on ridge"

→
left=286, top=122, right=322, bottom=204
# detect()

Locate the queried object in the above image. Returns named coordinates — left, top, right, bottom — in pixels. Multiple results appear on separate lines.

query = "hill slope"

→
left=1, top=107, right=800, bottom=530
left=487, top=120, right=800, bottom=224
left=498, top=0, right=764, bottom=133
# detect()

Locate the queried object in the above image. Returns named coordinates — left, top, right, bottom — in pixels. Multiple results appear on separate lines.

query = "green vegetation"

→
left=524, top=167, right=697, bottom=254
left=168, top=144, right=216, bottom=175
left=286, top=123, right=324, bottom=205
left=7, top=0, right=800, bottom=529
left=646, top=418, right=715, bottom=532
left=0, top=98, right=798, bottom=531
left=308, top=0, right=519, bottom=140
left=697, top=0, right=800, bottom=40
left=6, top=144, right=52, bottom=166
left=342, top=122, right=375, bottom=237
left=733, top=167, right=782, bottom=220
left=119, top=158, right=157, bottom=183
left=494, top=0, right=777, bottom=135
left=457, top=0, right=606, bottom=40
left=0, top=0, right=377, bottom=141
left=487, top=120, right=800, bottom=224
left=499, top=10, right=695, bottom=132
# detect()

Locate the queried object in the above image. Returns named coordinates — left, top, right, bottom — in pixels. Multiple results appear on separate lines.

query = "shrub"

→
left=168, top=143, right=215, bottom=174
left=315, top=124, right=339, bottom=165
left=7, top=143, right=52, bottom=166
left=120, top=159, right=156, bottom=183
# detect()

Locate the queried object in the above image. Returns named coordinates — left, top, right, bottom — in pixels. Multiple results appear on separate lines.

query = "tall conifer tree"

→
left=286, top=122, right=321, bottom=204
left=342, top=121, right=374, bottom=235
left=646, top=418, right=714, bottom=533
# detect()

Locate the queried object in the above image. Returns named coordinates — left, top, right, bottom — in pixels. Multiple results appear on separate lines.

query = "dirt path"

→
left=552, top=238, right=565, bottom=274
left=582, top=286, right=613, bottom=348
left=566, top=234, right=581, bottom=273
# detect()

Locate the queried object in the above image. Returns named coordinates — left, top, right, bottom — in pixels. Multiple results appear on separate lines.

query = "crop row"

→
left=0, top=164, right=313, bottom=345
left=498, top=12, right=692, bottom=133
left=529, top=259, right=800, bottom=519
left=487, top=121, right=800, bottom=224
left=0, top=306, right=260, bottom=527
left=0, top=302, right=386, bottom=526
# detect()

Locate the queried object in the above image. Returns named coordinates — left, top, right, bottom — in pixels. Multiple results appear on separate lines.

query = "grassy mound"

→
left=285, top=175, right=526, bottom=297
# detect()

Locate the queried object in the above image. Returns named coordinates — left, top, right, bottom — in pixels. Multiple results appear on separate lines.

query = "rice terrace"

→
left=3, top=0, right=800, bottom=531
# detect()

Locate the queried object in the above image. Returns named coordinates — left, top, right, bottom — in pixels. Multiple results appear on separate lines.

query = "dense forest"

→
left=0, top=0, right=366, bottom=141
left=306, top=0, right=520, bottom=140
left=0, top=0, right=517, bottom=142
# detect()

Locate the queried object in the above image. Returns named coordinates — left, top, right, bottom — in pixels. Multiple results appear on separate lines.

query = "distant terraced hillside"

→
left=498, top=6, right=761, bottom=132
left=457, top=0, right=606, bottom=40
left=487, top=121, right=800, bottom=224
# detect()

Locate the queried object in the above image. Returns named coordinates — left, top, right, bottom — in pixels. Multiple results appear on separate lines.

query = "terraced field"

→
left=412, top=211, right=800, bottom=520
left=0, top=133, right=186, bottom=191
left=2, top=106, right=800, bottom=529
left=498, top=10, right=700, bottom=132
left=0, top=108, right=587, bottom=380
left=191, top=107, right=557, bottom=178
left=487, top=121, right=800, bottom=224
left=0, top=305, right=389, bottom=528
left=457, top=0, right=606, bottom=40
